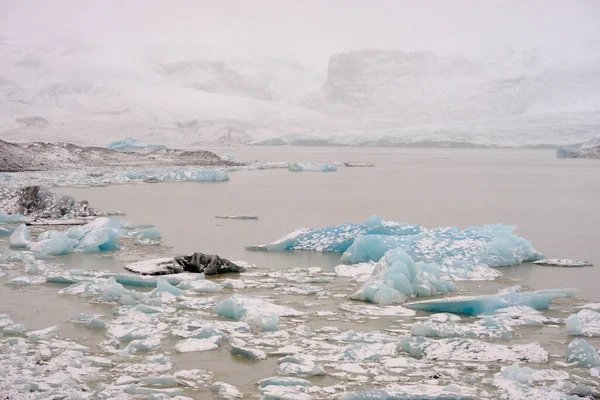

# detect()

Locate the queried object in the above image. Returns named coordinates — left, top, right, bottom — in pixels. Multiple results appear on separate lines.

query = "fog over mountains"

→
left=1, top=0, right=599, bottom=147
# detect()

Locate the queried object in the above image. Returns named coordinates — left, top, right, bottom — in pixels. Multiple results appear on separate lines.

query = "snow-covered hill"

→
left=1, top=38, right=599, bottom=147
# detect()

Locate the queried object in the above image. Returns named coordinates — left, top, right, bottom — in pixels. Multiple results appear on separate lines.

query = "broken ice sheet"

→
left=400, top=337, right=548, bottom=363
left=174, top=336, right=221, bottom=353
left=339, top=384, right=478, bottom=400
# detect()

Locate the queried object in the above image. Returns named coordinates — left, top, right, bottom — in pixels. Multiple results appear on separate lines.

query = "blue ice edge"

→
left=404, top=288, right=579, bottom=316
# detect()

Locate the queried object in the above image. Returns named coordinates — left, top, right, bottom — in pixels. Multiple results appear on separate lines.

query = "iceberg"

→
left=247, top=217, right=541, bottom=281
left=260, top=386, right=313, bottom=400
left=258, top=377, right=312, bottom=388
left=8, top=224, right=31, bottom=248
left=566, top=339, right=600, bottom=367
left=350, top=248, right=455, bottom=305
left=566, top=309, right=600, bottom=337
left=287, top=162, right=337, bottom=172
left=400, top=337, right=548, bottom=363
left=213, top=295, right=303, bottom=331
left=404, top=288, right=578, bottom=315
left=106, top=137, right=167, bottom=151
left=556, top=138, right=600, bottom=159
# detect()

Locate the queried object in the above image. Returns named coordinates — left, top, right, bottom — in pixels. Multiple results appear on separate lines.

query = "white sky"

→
left=2, top=0, right=599, bottom=68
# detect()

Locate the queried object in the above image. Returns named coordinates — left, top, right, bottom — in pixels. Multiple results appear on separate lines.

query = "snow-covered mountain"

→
left=1, top=37, right=599, bottom=147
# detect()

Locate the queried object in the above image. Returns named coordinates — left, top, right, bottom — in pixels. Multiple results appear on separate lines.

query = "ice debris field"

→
left=1, top=210, right=599, bottom=399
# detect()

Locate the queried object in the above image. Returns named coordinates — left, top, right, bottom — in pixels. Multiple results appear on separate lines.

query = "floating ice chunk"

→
left=0, top=314, right=13, bottom=329
left=334, top=263, right=376, bottom=282
left=492, top=377, right=577, bottom=400
left=567, top=339, right=600, bottom=367
left=500, top=364, right=569, bottom=385
left=3, top=323, right=26, bottom=335
left=400, top=337, right=548, bottom=363
left=339, top=384, right=478, bottom=400
left=231, top=341, right=268, bottom=360
left=177, top=279, right=222, bottom=293
left=215, top=215, right=259, bottom=220
left=85, top=356, right=113, bottom=367
left=9, top=224, right=31, bottom=248
left=0, top=211, right=26, bottom=223
left=533, top=258, right=592, bottom=267
left=28, top=233, right=79, bottom=255
left=156, top=278, right=185, bottom=296
left=0, top=226, right=16, bottom=236
left=7, top=275, right=48, bottom=285
left=350, top=248, right=455, bottom=305
left=288, top=162, right=337, bottom=172
left=338, top=342, right=397, bottom=362
left=124, top=336, right=163, bottom=352
left=328, top=330, right=396, bottom=344
left=140, top=375, right=178, bottom=386
left=411, top=316, right=513, bottom=339
left=213, top=295, right=303, bottom=331
left=566, top=309, right=600, bottom=337
left=128, top=227, right=161, bottom=239
left=258, top=377, right=312, bottom=388
left=261, top=386, right=313, bottom=400
left=72, top=217, right=124, bottom=252
left=338, top=302, right=415, bottom=317
left=277, top=354, right=325, bottom=376
left=211, top=381, right=243, bottom=399
left=174, top=336, right=221, bottom=353
left=27, top=326, right=59, bottom=342
left=173, top=369, right=213, bottom=388
left=107, top=137, right=167, bottom=151
left=131, top=387, right=183, bottom=397
left=405, top=288, right=578, bottom=315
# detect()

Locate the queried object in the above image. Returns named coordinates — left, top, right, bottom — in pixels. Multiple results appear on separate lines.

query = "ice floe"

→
left=400, top=337, right=548, bottom=363
left=533, top=258, right=592, bottom=267
left=566, top=309, right=600, bottom=337
left=287, top=162, right=337, bottom=172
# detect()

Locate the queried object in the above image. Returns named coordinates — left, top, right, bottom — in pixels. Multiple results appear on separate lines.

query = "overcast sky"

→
left=2, top=0, right=600, bottom=67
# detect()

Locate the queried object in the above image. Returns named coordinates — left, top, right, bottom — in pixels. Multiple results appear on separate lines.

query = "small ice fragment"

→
left=85, top=356, right=113, bottom=367
left=288, top=162, right=337, bottom=172
left=177, top=279, right=222, bottom=293
left=567, top=339, right=600, bottom=367
left=28, top=233, right=79, bottom=255
left=338, top=302, right=415, bottom=317
left=533, top=258, right=592, bottom=267
left=7, top=275, right=48, bottom=285
left=128, top=227, right=161, bottom=239
left=405, top=288, right=578, bottom=315
left=340, top=384, right=477, bottom=400
left=261, top=385, right=313, bottom=400
left=276, top=354, right=325, bottom=376
left=215, top=215, right=259, bottom=220
left=211, top=381, right=243, bottom=399
left=213, top=295, right=302, bottom=331
left=230, top=341, right=268, bottom=360
left=27, top=326, right=58, bottom=342
left=9, top=224, right=31, bottom=248
left=258, top=377, right=312, bottom=387
left=140, top=375, right=178, bottom=386
left=174, top=336, right=221, bottom=353
left=3, top=323, right=27, bottom=335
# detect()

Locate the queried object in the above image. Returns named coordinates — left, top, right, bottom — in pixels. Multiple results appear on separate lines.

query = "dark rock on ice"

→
left=124, top=253, right=246, bottom=276
left=0, top=186, right=104, bottom=221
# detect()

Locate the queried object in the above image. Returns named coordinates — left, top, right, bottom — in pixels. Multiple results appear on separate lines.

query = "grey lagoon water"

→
left=1, top=147, right=599, bottom=398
